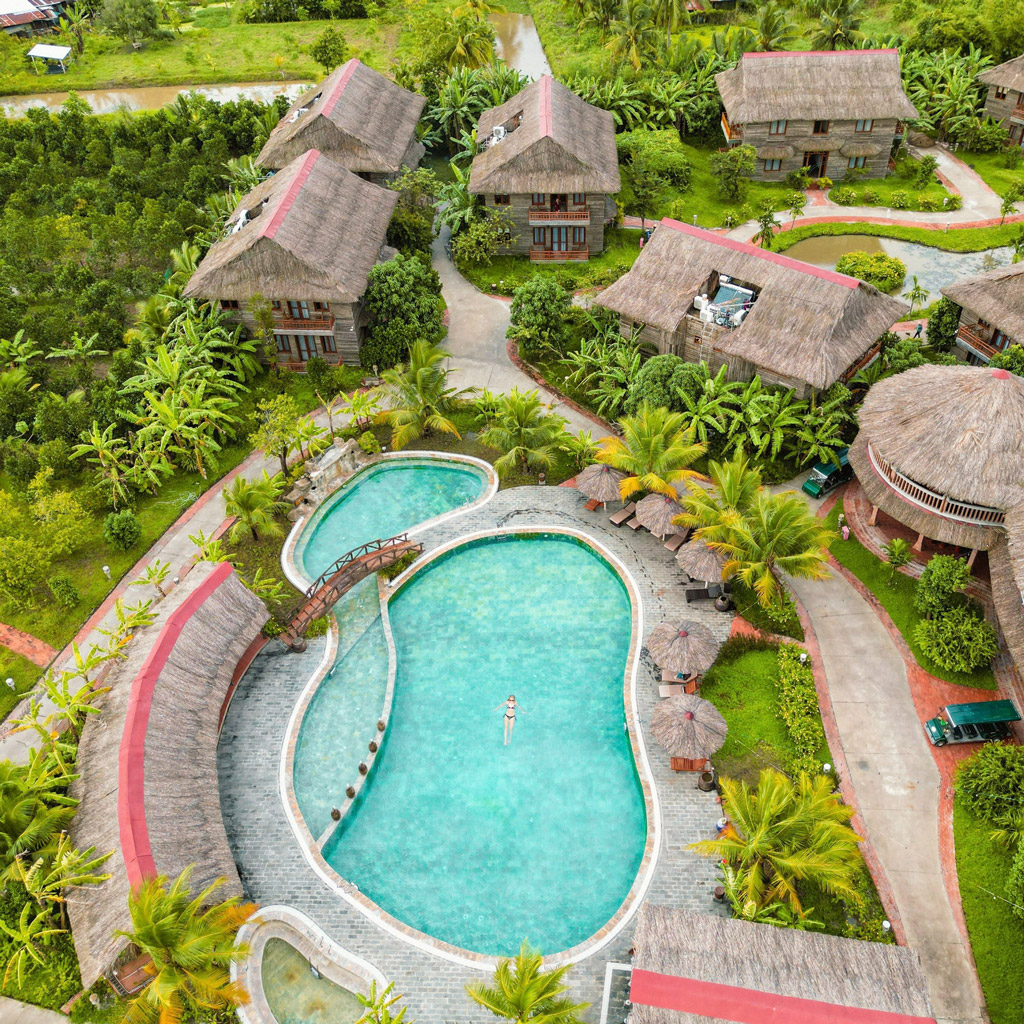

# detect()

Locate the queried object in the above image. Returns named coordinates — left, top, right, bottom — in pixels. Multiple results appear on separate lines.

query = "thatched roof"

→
left=67, top=562, right=268, bottom=989
left=649, top=694, right=727, bottom=759
left=940, top=262, right=1024, bottom=344
left=855, top=364, right=1024, bottom=512
left=646, top=620, right=720, bottom=675
left=183, top=149, right=398, bottom=304
left=636, top=493, right=685, bottom=536
left=468, top=76, right=620, bottom=195
left=716, top=49, right=918, bottom=123
left=979, top=54, right=1024, bottom=93
left=256, top=59, right=426, bottom=173
left=630, top=905, right=934, bottom=1024
left=989, top=519, right=1024, bottom=677
left=594, top=219, right=907, bottom=390
left=676, top=538, right=727, bottom=583
left=577, top=463, right=626, bottom=503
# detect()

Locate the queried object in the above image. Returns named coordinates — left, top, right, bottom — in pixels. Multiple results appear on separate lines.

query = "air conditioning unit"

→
left=693, top=295, right=707, bottom=311
left=230, top=211, right=248, bottom=234
left=699, top=306, right=714, bottom=323
left=491, top=125, right=507, bottom=144
left=720, top=274, right=731, bottom=283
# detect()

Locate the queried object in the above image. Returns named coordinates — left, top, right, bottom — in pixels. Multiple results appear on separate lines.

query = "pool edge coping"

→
left=280, top=450, right=499, bottom=594
left=233, top=904, right=389, bottom=1024
left=277, top=524, right=661, bottom=972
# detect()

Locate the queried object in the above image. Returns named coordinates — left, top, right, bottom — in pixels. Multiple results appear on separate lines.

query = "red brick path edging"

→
left=506, top=339, right=615, bottom=433
left=727, top=578, right=908, bottom=946
left=0, top=624, right=56, bottom=667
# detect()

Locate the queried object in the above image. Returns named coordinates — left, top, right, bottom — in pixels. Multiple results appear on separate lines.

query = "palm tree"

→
left=752, top=0, right=794, bottom=51
left=810, top=0, right=863, bottom=50
left=676, top=451, right=762, bottom=532
left=902, top=275, right=929, bottom=312
left=690, top=769, right=863, bottom=917
left=479, top=389, right=568, bottom=476
left=380, top=341, right=477, bottom=449
left=166, top=242, right=202, bottom=294
left=15, top=833, right=112, bottom=928
left=882, top=536, right=911, bottom=585
left=650, top=0, right=689, bottom=51
left=342, top=389, right=381, bottom=432
left=578, top=0, right=618, bottom=39
left=606, top=0, right=659, bottom=71
left=436, top=11, right=495, bottom=69
left=559, top=429, right=600, bottom=472
left=466, top=939, right=589, bottom=1023
left=701, top=489, right=834, bottom=608
left=224, top=471, right=287, bottom=543
left=597, top=404, right=705, bottom=500
left=119, top=867, right=255, bottom=1024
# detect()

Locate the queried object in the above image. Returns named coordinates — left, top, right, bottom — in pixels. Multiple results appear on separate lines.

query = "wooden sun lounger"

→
left=608, top=502, right=637, bottom=526
left=664, top=532, right=688, bottom=553
left=661, top=669, right=700, bottom=694
left=584, top=498, right=601, bottom=511
left=659, top=683, right=684, bottom=698
left=626, top=516, right=645, bottom=531
left=684, top=586, right=712, bottom=603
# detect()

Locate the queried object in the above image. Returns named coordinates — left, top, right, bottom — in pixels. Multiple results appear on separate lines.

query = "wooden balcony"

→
left=1011, top=104, right=1024, bottom=123
left=274, top=313, right=334, bottom=331
left=721, top=113, right=742, bottom=142
left=868, top=442, right=1005, bottom=527
left=529, top=246, right=589, bottom=262
left=957, top=324, right=999, bottom=361
left=528, top=207, right=590, bottom=224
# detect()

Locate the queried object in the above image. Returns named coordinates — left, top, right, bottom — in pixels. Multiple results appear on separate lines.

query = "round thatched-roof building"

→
left=849, top=364, right=1024, bottom=552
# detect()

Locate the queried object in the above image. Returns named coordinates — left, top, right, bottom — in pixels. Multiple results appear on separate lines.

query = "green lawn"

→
left=774, top=220, right=1021, bottom=255
left=827, top=155, right=952, bottom=210
left=826, top=500, right=995, bottom=688
left=457, top=227, right=642, bottom=296
left=954, top=794, right=1024, bottom=1024
left=731, top=581, right=804, bottom=642
left=0, top=648, right=40, bottom=720
left=957, top=150, right=1024, bottom=199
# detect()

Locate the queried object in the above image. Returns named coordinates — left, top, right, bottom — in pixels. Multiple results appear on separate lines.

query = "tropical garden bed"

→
left=826, top=155, right=952, bottom=210
left=825, top=500, right=996, bottom=688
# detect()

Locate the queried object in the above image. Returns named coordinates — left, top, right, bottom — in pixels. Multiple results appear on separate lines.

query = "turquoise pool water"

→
left=261, top=938, right=363, bottom=1024
left=298, top=458, right=488, bottom=580
left=318, top=533, right=646, bottom=956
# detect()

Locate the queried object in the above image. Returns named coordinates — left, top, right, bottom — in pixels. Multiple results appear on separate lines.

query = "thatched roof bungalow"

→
left=468, top=76, right=620, bottom=262
left=715, top=50, right=918, bottom=181
left=940, top=262, right=1024, bottom=365
left=594, top=218, right=906, bottom=396
left=183, top=149, right=398, bottom=366
left=67, top=562, right=268, bottom=990
left=978, top=55, right=1024, bottom=147
left=629, top=905, right=934, bottom=1024
left=256, top=59, right=425, bottom=181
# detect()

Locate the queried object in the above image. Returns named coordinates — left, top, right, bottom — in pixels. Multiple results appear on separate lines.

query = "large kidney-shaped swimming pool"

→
left=302, top=531, right=647, bottom=958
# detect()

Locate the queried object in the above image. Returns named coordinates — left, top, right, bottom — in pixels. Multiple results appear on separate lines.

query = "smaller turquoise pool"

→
left=298, top=458, right=489, bottom=580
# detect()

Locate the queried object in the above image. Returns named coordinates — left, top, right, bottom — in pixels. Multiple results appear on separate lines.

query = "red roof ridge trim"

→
left=743, top=48, right=898, bottom=58
left=629, top=969, right=936, bottom=1024
left=659, top=218, right=860, bottom=289
left=260, top=149, right=321, bottom=241
left=539, top=75, right=553, bottom=139
left=118, top=561, right=236, bottom=888
left=321, top=57, right=359, bottom=117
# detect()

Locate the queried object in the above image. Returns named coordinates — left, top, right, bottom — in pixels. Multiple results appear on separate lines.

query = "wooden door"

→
left=551, top=226, right=568, bottom=252
left=296, top=334, right=317, bottom=362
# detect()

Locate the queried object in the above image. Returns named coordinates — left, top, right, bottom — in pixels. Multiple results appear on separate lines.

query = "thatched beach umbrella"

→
left=676, top=538, right=728, bottom=583
left=650, top=693, right=727, bottom=760
left=635, top=493, right=684, bottom=537
left=576, top=464, right=626, bottom=505
left=646, top=620, right=720, bottom=676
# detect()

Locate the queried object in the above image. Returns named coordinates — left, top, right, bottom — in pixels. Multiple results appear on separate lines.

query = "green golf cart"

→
left=924, top=700, right=1021, bottom=747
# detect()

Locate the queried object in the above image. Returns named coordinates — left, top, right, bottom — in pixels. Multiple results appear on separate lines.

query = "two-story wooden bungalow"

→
left=979, top=55, right=1024, bottom=148
left=468, top=75, right=620, bottom=262
left=941, top=262, right=1024, bottom=365
left=256, top=59, right=426, bottom=183
left=594, top=219, right=907, bottom=398
left=715, top=49, right=918, bottom=181
left=183, top=149, right=398, bottom=367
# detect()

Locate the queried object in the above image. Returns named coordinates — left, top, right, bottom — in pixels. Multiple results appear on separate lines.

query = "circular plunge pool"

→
left=296, top=532, right=647, bottom=957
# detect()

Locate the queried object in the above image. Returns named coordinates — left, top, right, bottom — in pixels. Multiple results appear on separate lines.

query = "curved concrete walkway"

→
left=785, top=503, right=985, bottom=1024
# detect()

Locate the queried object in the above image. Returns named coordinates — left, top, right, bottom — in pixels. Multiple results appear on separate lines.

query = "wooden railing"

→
left=275, top=313, right=334, bottom=330
left=957, top=324, right=998, bottom=360
left=721, top=113, right=741, bottom=141
left=1012, top=104, right=1024, bottom=121
left=867, top=442, right=1005, bottom=527
left=528, top=207, right=590, bottom=223
left=529, top=246, right=589, bottom=262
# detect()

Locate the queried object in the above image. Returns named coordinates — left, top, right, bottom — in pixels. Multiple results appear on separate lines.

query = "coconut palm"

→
left=465, top=939, right=589, bottom=1023
left=479, top=389, right=568, bottom=476
left=810, top=0, right=864, bottom=50
left=676, top=451, right=762, bottom=532
left=559, top=429, right=600, bottom=472
left=380, top=341, right=477, bottom=450
left=752, top=0, right=795, bottom=51
left=224, top=471, right=287, bottom=543
left=606, top=0, right=660, bottom=71
left=650, top=0, right=690, bottom=50
left=597, top=404, right=705, bottom=500
left=578, top=0, right=618, bottom=39
left=701, top=489, right=834, bottom=608
left=903, top=275, right=929, bottom=312
left=436, top=11, right=495, bottom=69
left=166, top=242, right=202, bottom=294
left=691, top=768, right=863, bottom=916
left=118, top=867, right=255, bottom=1024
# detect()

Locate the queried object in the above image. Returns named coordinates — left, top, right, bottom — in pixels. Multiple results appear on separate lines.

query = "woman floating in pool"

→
left=493, top=694, right=525, bottom=745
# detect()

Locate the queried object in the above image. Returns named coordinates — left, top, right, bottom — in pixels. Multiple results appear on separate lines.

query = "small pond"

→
left=783, top=234, right=1013, bottom=296
left=490, top=12, right=552, bottom=80
left=261, top=938, right=363, bottom=1024
left=0, top=81, right=308, bottom=116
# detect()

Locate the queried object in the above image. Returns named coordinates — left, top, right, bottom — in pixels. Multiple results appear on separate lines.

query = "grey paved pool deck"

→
left=217, top=487, right=731, bottom=1022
